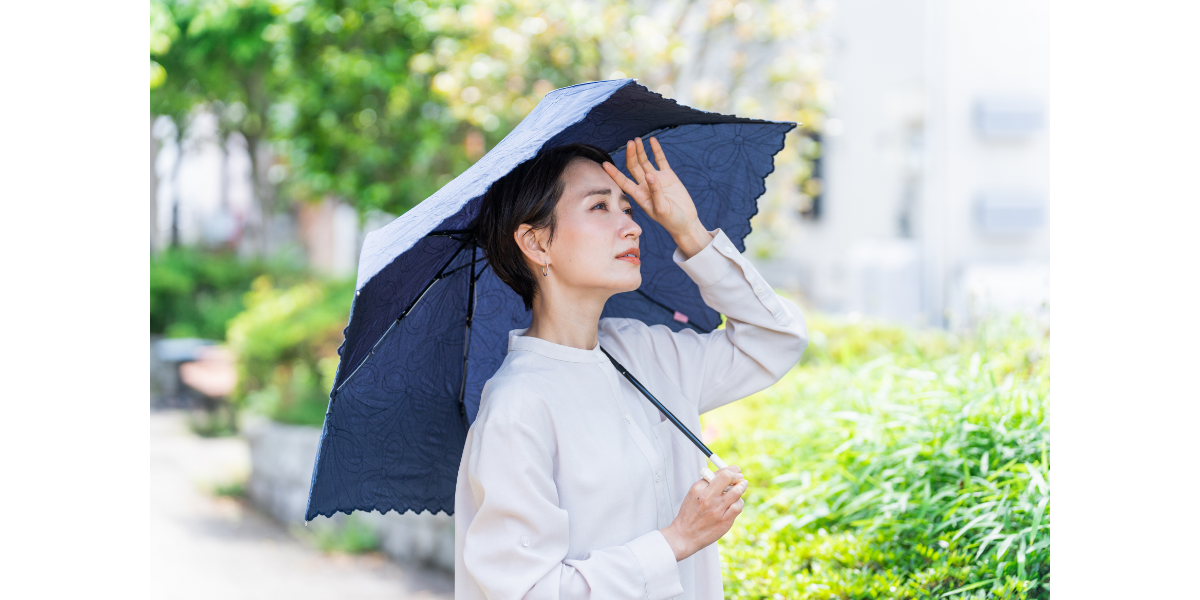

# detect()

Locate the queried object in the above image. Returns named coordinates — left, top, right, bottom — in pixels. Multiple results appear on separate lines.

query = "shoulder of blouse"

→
left=598, top=316, right=653, bottom=345
left=599, top=315, right=698, bottom=356
left=475, top=354, right=563, bottom=433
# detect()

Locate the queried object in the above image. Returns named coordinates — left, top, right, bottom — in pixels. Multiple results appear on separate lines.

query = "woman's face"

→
left=528, top=158, right=643, bottom=297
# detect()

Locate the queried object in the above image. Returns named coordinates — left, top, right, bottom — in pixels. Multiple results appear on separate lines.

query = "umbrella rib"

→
left=441, top=255, right=486, bottom=279
left=633, top=289, right=714, bottom=334
left=426, top=228, right=475, bottom=243
left=473, top=260, right=490, bottom=281
left=457, top=243, right=478, bottom=431
left=332, top=241, right=470, bottom=399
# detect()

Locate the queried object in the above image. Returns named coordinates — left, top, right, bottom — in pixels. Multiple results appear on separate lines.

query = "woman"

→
left=454, top=137, right=808, bottom=599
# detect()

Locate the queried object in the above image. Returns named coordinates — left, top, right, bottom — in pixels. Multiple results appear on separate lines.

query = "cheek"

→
left=554, top=220, right=609, bottom=267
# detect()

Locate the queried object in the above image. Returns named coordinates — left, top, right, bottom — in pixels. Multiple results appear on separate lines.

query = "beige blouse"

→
left=454, top=228, right=809, bottom=600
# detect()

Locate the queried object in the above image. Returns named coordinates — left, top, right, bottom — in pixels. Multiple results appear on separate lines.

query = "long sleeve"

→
left=461, top=387, right=685, bottom=600
left=610, top=228, right=809, bottom=414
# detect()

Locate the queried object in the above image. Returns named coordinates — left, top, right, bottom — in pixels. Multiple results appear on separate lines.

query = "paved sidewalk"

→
left=149, top=411, right=454, bottom=600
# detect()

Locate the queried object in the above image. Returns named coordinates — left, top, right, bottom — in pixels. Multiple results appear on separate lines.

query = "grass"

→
left=187, top=407, right=239, bottom=438
left=212, top=480, right=247, bottom=498
left=707, top=314, right=1049, bottom=599
left=293, top=514, right=381, bottom=555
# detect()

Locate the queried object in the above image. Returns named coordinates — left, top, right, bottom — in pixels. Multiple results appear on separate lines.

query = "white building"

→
left=152, top=111, right=361, bottom=278
left=761, top=0, right=1050, bottom=328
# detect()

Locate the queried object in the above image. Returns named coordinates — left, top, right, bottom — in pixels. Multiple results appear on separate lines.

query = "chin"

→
left=596, top=267, right=640, bottom=295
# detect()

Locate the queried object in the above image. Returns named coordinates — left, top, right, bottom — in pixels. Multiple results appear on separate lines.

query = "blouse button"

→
left=520, top=536, right=530, bottom=547
left=655, top=473, right=661, bottom=482
left=624, top=414, right=632, bottom=423
left=754, top=284, right=763, bottom=294
left=725, top=245, right=735, bottom=254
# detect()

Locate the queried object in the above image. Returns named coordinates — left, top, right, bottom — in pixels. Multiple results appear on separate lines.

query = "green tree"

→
left=274, top=0, right=605, bottom=215
left=151, top=0, right=201, bottom=248
left=150, top=0, right=830, bottom=260
left=151, top=0, right=285, bottom=254
left=274, top=0, right=829, bottom=240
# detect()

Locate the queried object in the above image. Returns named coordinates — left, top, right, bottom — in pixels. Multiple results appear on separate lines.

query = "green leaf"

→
left=940, top=578, right=999, bottom=597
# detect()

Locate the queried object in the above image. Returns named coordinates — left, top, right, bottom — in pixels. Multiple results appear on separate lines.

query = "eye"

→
left=623, top=206, right=633, bottom=215
left=592, top=201, right=607, bottom=210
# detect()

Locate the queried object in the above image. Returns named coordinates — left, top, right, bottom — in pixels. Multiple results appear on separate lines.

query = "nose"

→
left=620, top=211, right=642, bottom=240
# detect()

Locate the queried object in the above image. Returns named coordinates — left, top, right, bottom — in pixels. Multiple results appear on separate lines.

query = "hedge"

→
left=707, top=315, right=1050, bottom=599
left=226, top=276, right=354, bottom=426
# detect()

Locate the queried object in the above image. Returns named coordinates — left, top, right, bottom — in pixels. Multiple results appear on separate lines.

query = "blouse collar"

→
left=507, top=328, right=607, bottom=364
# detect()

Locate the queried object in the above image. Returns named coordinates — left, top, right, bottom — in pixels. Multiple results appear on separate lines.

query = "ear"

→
left=514, top=224, right=550, bottom=268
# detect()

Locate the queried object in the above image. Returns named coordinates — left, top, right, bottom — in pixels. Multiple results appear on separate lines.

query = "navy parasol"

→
left=305, top=79, right=795, bottom=521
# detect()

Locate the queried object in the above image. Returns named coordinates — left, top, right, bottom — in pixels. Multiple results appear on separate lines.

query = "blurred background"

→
left=149, top=1, right=1050, bottom=598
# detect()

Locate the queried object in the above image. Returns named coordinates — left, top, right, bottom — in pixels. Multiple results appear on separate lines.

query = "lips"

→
left=616, top=247, right=641, bottom=266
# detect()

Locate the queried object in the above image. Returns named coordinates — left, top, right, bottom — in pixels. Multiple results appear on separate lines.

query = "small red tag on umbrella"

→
left=673, top=311, right=689, bottom=324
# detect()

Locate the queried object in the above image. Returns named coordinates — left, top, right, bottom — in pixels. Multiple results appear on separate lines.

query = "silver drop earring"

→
left=542, top=262, right=549, bottom=277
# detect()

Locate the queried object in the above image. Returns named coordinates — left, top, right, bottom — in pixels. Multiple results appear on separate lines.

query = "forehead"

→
left=561, top=158, right=622, bottom=195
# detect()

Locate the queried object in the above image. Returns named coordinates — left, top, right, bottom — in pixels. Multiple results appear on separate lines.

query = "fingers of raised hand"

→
left=645, top=169, right=663, bottom=200
left=648, top=136, right=671, bottom=171
left=603, top=162, right=645, bottom=201
left=634, top=138, right=664, bottom=184
left=625, top=140, right=647, bottom=184
left=634, top=137, right=653, bottom=169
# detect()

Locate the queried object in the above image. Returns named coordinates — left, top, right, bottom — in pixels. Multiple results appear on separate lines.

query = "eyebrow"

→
left=582, top=188, right=612, bottom=199
left=582, top=188, right=631, bottom=204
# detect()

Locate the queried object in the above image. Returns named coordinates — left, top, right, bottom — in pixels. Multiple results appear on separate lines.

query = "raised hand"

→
left=603, top=137, right=714, bottom=258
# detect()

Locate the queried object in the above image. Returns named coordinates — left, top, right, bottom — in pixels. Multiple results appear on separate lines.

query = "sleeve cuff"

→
left=625, top=530, right=684, bottom=600
left=673, top=228, right=734, bottom=289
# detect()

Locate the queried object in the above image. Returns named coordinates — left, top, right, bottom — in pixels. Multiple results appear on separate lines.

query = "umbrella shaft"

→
left=599, top=347, right=726, bottom=473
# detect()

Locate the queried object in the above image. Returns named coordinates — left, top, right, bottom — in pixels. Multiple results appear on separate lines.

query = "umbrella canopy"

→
left=306, top=79, right=795, bottom=521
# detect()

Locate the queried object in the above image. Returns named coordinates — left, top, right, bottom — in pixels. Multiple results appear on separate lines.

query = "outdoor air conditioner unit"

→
left=846, top=239, right=923, bottom=325
left=974, top=96, right=1045, bottom=139
left=974, top=190, right=1046, bottom=236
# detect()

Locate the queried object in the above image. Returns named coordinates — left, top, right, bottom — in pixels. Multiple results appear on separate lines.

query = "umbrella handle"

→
left=702, top=453, right=729, bottom=478
left=702, top=453, right=731, bottom=481
left=702, top=458, right=736, bottom=493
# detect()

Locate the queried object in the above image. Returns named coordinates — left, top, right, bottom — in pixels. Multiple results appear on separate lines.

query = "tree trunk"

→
left=170, top=126, right=184, bottom=248
left=151, top=115, right=160, bottom=254
left=219, top=131, right=230, bottom=211
left=242, top=71, right=273, bottom=257
left=245, top=134, right=270, bottom=257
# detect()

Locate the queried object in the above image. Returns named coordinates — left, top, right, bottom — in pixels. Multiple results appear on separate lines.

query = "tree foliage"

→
left=152, top=0, right=830, bottom=237
left=226, top=276, right=355, bottom=425
left=274, top=0, right=618, bottom=214
left=152, top=0, right=287, bottom=251
left=150, top=246, right=307, bottom=339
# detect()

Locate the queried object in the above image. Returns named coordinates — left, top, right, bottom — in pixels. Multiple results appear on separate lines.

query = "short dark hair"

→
left=477, top=143, right=615, bottom=311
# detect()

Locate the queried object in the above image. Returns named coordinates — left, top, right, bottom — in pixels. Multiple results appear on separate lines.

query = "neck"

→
left=523, top=283, right=610, bottom=351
